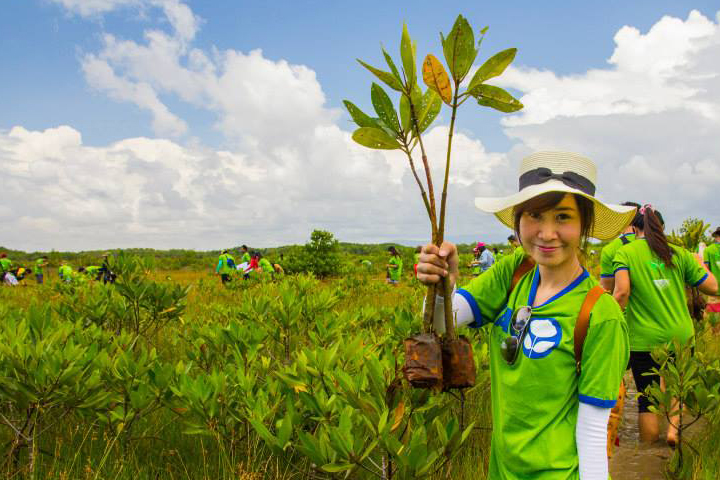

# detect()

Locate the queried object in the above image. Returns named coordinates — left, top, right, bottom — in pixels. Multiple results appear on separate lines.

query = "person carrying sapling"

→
left=612, top=206, right=717, bottom=446
left=386, top=246, right=403, bottom=285
left=417, top=151, right=635, bottom=480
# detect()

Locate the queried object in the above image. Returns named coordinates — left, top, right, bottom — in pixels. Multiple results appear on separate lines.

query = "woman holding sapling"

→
left=612, top=206, right=717, bottom=446
left=418, top=151, right=634, bottom=480
left=386, top=246, right=403, bottom=285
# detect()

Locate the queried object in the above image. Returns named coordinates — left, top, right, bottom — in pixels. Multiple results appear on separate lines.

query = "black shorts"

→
left=221, top=274, right=231, bottom=284
left=628, top=351, right=661, bottom=413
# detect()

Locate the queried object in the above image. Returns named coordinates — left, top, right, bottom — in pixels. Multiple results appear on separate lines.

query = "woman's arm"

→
left=576, top=403, right=611, bottom=480
left=426, top=292, right=476, bottom=334
left=697, top=272, right=718, bottom=296
left=612, top=269, right=631, bottom=309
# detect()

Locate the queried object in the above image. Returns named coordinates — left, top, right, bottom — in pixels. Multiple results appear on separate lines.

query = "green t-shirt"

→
left=86, top=266, right=101, bottom=276
left=59, top=265, right=73, bottom=279
left=388, top=256, right=402, bottom=281
left=458, top=248, right=628, bottom=480
left=361, top=259, right=372, bottom=270
left=703, top=243, right=720, bottom=295
left=259, top=258, right=273, bottom=273
left=414, top=253, right=420, bottom=264
left=613, top=239, right=708, bottom=351
left=216, top=254, right=235, bottom=275
left=241, top=252, right=251, bottom=264
left=600, top=233, right=635, bottom=278
left=0, top=258, right=12, bottom=273
left=35, top=259, right=46, bottom=275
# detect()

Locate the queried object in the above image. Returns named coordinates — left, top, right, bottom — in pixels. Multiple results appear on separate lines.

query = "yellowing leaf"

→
left=391, top=400, right=405, bottom=432
left=422, top=54, right=452, bottom=105
left=293, top=384, right=308, bottom=393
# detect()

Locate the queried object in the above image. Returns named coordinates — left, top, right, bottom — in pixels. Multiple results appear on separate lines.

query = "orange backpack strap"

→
left=574, top=285, right=606, bottom=374
left=511, top=256, right=535, bottom=291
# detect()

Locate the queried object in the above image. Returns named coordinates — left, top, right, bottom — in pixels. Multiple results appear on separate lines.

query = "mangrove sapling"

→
left=346, top=16, right=522, bottom=384
left=645, top=338, right=720, bottom=475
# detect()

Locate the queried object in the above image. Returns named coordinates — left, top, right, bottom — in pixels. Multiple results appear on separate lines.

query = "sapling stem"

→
left=439, top=80, right=461, bottom=339
left=405, top=91, right=442, bottom=333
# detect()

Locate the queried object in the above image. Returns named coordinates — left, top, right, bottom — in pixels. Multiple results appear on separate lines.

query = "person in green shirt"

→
left=0, top=253, right=12, bottom=283
left=418, top=151, right=636, bottom=480
left=613, top=206, right=717, bottom=446
left=703, top=227, right=720, bottom=312
left=34, top=256, right=48, bottom=284
left=58, top=262, right=73, bottom=283
left=85, top=265, right=102, bottom=280
left=240, top=245, right=251, bottom=265
left=386, top=246, right=402, bottom=285
left=599, top=201, right=641, bottom=291
left=215, top=250, right=235, bottom=284
left=257, top=253, right=273, bottom=276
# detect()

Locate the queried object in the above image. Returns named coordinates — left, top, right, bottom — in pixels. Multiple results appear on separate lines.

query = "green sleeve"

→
left=599, top=244, right=615, bottom=278
left=457, top=247, right=527, bottom=328
left=682, top=248, right=707, bottom=287
left=703, top=247, right=710, bottom=264
left=578, top=298, right=629, bottom=407
left=612, top=247, right=629, bottom=274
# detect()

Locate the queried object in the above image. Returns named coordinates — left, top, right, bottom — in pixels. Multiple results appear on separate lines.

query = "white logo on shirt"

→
left=653, top=279, right=670, bottom=290
left=522, top=318, right=562, bottom=359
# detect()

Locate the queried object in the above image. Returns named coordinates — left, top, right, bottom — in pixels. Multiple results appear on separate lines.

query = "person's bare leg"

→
left=662, top=377, right=679, bottom=447
left=639, top=412, right=660, bottom=444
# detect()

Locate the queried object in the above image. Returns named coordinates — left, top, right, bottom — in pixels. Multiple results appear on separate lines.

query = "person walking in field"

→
left=703, top=227, right=720, bottom=313
left=240, top=245, right=251, bottom=265
left=612, top=206, right=717, bottom=446
left=599, top=202, right=641, bottom=292
left=35, top=256, right=48, bottom=284
left=386, top=246, right=402, bottom=285
left=417, top=151, right=635, bottom=480
left=215, top=250, right=235, bottom=284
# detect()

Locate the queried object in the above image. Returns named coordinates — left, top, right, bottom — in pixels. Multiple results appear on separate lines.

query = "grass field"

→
left=0, top=254, right=718, bottom=480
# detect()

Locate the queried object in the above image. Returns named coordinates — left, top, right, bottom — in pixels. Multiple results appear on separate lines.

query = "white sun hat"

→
left=474, top=151, right=636, bottom=241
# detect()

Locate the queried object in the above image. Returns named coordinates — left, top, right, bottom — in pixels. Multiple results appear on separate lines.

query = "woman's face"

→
left=519, top=193, right=582, bottom=268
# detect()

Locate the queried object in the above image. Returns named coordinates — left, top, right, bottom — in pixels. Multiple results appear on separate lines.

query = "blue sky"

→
left=1, top=1, right=719, bottom=250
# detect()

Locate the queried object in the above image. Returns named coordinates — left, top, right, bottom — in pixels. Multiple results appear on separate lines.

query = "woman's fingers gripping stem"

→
left=417, top=242, right=459, bottom=288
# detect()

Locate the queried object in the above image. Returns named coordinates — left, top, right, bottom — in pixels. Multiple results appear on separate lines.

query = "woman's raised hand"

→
left=416, top=242, right=459, bottom=290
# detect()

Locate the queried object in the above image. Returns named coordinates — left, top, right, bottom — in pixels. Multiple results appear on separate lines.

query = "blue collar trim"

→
left=528, top=266, right=590, bottom=308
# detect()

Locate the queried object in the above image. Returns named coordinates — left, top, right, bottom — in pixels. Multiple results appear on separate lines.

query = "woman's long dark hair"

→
left=635, top=206, right=674, bottom=268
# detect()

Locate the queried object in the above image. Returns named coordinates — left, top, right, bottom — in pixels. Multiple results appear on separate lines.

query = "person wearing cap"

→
left=215, top=250, right=235, bottom=284
left=417, top=151, right=634, bottom=480
left=35, top=256, right=49, bottom=284
left=613, top=206, right=717, bottom=446
left=386, top=246, right=403, bottom=285
left=599, top=202, right=641, bottom=292
left=703, top=227, right=720, bottom=313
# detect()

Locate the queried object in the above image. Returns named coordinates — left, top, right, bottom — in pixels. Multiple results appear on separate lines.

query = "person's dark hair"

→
left=415, top=246, right=422, bottom=253
left=507, top=234, right=517, bottom=243
left=241, top=245, right=248, bottom=251
left=713, top=227, right=720, bottom=238
left=621, top=201, right=642, bottom=229
left=493, top=248, right=499, bottom=254
left=388, top=246, right=399, bottom=257
left=634, top=206, right=673, bottom=268
left=513, top=192, right=595, bottom=250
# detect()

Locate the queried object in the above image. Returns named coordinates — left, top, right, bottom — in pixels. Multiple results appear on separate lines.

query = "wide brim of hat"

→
left=474, top=180, right=636, bottom=241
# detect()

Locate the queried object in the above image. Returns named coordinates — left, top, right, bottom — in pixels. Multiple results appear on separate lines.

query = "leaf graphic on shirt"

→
left=523, top=319, right=561, bottom=358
